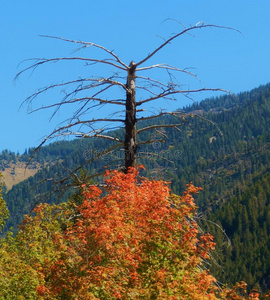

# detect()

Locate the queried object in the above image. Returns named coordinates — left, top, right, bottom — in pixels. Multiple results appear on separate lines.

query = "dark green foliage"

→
left=208, top=172, right=270, bottom=292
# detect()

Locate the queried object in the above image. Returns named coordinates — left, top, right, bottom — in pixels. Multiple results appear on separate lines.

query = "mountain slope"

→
left=1, top=82, right=270, bottom=290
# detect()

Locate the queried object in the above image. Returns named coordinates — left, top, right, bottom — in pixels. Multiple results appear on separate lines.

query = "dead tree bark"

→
left=125, top=61, right=137, bottom=171
left=16, top=21, right=238, bottom=180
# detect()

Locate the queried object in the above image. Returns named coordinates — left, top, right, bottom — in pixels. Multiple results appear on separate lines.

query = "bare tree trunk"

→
left=124, top=61, right=137, bottom=172
left=17, top=23, right=235, bottom=182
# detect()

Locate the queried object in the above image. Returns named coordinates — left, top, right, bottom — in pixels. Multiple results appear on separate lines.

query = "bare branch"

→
left=136, top=85, right=163, bottom=97
left=81, top=134, right=123, bottom=143
left=16, top=56, right=126, bottom=80
left=137, top=111, right=185, bottom=122
left=43, top=125, right=124, bottom=144
left=35, top=142, right=125, bottom=205
left=21, top=78, right=91, bottom=107
left=75, top=128, right=123, bottom=143
left=30, top=97, right=125, bottom=115
left=53, top=117, right=124, bottom=135
left=137, top=123, right=184, bottom=134
left=40, top=35, right=129, bottom=69
left=136, top=23, right=239, bottom=67
left=26, top=117, right=124, bottom=164
left=136, top=88, right=230, bottom=106
left=55, top=142, right=124, bottom=184
left=67, top=84, right=121, bottom=123
left=137, top=64, right=198, bottom=80
left=135, top=75, right=168, bottom=88
left=154, top=128, right=169, bottom=140
left=191, top=113, right=224, bottom=137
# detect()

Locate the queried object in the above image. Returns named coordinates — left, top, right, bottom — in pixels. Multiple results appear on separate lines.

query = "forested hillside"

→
left=208, top=171, right=270, bottom=292
left=1, top=83, right=270, bottom=291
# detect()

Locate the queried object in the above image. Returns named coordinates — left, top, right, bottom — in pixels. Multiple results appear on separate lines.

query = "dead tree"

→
left=17, top=22, right=235, bottom=177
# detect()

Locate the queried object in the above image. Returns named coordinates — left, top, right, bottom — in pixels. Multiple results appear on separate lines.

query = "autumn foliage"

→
left=40, top=167, right=217, bottom=299
left=1, top=167, right=268, bottom=299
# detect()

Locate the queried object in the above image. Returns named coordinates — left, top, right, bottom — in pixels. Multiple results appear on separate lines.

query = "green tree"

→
left=0, top=174, right=9, bottom=232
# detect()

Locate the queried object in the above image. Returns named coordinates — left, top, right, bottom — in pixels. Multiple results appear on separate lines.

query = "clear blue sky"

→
left=1, top=0, right=269, bottom=153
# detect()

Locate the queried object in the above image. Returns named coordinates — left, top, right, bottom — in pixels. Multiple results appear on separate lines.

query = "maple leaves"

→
left=0, top=167, right=268, bottom=299
left=27, top=167, right=218, bottom=299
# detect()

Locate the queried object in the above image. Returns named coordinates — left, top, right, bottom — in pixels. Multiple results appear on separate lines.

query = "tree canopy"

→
left=0, top=168, right=267, bottom=299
